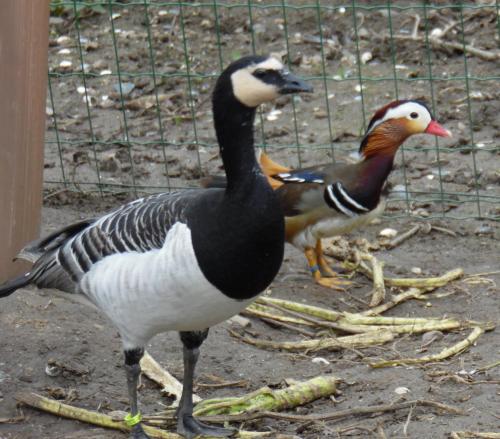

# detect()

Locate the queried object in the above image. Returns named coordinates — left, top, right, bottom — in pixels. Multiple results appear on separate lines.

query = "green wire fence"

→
left=45, top=1, right=500, bottom=220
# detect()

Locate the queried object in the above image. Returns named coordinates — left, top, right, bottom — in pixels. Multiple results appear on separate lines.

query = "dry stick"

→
left=140, top=351, right=201, bottom=404
left=411, top=13, right=421, bottom=39
left=259, top=316, right=317, bottom=338
left=389, top=34, right=500, bottom=61
left=246, top=301, right=360, bottom=333
left=476, top=360, right=500, bottom=372
left=249, top=302, right=465, bottom=336
left=430, top=224, right=457, bottom=237
left=376, top=423, right=388, bottom=439
left=385, top=224, right=421, bottom=249
left=252, top=297, right=466, bottom=335
left=0, top=415, right=25, bottom=424
left=362, top=288, right=425, bottom=316
left=385, top=268, right=464, bottom=289
left=347, top=319, right=462, bottom=335
left=370, top=326, right=485, bottom=368
left=230, top=328, right=395, bottom=352
left=244, top=302, right=316, bottom=326
left=257, top=296, right=343, bottom=321
left=195, top=399, right=462, bottom=424
left=439, top=6, right=492, bottom=39
left=360, top=253, right=386, bottom=307
left=15, top=392, right=178, bottom=439
left=452, top=433, right=500, bottom=439
left=192, top=375, right=338, bottom=417
left=260, top=300, right=343, bottom=330
left=343, top=313, right=445, bottom=326
left=197, top=380, right=248, bottom=390
left=402, top=403, right=415, bottom=437
left=352, top=263, right=464, bottom=290
left=15, top=392, right=272, bottom=439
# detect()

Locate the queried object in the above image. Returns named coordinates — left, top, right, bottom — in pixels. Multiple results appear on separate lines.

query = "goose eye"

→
left=410, top=112, right=419, bottom=119
left=254, top=69, right=267, bottom=79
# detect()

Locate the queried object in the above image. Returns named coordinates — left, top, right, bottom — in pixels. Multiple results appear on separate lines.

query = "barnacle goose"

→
left=0, top=55, right=312, bottom=438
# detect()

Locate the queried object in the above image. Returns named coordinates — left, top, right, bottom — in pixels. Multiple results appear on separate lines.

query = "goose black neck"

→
left=213, top=91, right=259, bottom=192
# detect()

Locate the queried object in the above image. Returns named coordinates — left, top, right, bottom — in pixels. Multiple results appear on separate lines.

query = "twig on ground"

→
left=192, top=399, right=462, bottom=424
left=411, top=14, right=421, bottom=39
left=259, top=316, right=318, bottom=337
left=370, top=326, right=486, bottom=368
left=387, top=33, right=500, bottom=61
left=242, top=303, right=314, bottom=327
left=430, top=225, right=457, bottom=237
left=359, top=252, right=385, bottom=307
left=451, top=433, right=500, bottom=439
left=248, top=297, right=477, bottom=336
left=15, top=392, right=177, bottom=438
left=0, top=415, right=25, bottom=424
left=385, top=224, right=421, bottom=249
left=257, top=296, right=343, bottom=322
left=15, top=392, right=273, bottom=438
left=476, top=360, right=500, bottom=373
left=354, top=265, right=464, bottom=290
left=230, top=328, right=395, bottom=352
left=362, top=288, right=425, bottom=316
left=377, top=423, right=388, bottom=439
left=140, top=351, right=201, bottom=405
left=403, top=403, right=415, bottom=436
left=192, top=375, right=338, bottom=417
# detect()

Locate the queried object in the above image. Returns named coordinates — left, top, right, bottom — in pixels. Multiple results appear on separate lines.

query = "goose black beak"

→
left=279, top=72, right=313, bottom=94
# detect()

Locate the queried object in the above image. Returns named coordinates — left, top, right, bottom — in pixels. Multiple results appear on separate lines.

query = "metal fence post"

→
left=0, top=0, right=50, bottom=281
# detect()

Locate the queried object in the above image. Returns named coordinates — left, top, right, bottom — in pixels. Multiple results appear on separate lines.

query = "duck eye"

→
left=253, top=69, right=267, bottom=79
left=410, top=112, right=419, bottom=119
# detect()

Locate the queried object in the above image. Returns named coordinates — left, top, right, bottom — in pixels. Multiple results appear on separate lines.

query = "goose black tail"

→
left=0, top=272, right=33, bottom=298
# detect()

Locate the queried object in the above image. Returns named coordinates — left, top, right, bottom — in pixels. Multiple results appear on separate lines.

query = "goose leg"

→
left=124, top=347, right=150, bottom=439
left=177, top=330, right=235, bottom=439
left=305, top=245, right=349, bottom=291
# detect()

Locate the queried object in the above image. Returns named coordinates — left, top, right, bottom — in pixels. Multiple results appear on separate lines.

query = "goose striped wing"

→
left=31, top=191, right=200, bottom=292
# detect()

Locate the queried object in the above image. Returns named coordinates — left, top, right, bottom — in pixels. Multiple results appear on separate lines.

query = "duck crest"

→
left=365, top=100, right=406, bottom=134
left=359, top=119, right=410, bottom=160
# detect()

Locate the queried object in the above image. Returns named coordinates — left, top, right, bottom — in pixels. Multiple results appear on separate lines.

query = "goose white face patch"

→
left=231, top=57, right=284, bottom=107
left=368, top=102, right=432, bottom=134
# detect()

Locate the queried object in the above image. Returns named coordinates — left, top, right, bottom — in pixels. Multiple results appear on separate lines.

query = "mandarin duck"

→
left=203, top=100, right=451, bottom=290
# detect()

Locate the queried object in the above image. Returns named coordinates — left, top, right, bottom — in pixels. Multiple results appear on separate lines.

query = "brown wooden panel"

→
left=0, top=0, right=50, bottom=281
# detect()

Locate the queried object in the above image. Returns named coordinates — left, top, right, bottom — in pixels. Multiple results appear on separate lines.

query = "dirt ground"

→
left=1, top=2, right=499, bottom=439
left=0, top=206, right=498, bottom=438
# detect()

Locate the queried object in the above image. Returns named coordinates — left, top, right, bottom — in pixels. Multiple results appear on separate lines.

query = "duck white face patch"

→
left=231, top=57, right=284, bottom=107
left=368, top=102, right=432, bottom=134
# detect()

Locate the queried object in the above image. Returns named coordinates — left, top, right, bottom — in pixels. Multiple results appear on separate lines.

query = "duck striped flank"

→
left=324, top=182, right=369, bottom=217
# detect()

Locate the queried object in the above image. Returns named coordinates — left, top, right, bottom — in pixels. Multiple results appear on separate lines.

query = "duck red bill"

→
left=425, top=120, right=452, bottom=137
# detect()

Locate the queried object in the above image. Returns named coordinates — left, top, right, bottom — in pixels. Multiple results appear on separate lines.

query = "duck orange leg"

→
left=304, top=244, right=350, bottom=290
left=316, top=240, right=351, bottom=284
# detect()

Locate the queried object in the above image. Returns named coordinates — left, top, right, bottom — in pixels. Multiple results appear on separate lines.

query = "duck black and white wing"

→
left=20, top=191, right=201, bottom=294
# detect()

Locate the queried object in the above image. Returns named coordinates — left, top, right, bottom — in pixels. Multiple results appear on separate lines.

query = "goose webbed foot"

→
left=177, top=414, right=235, bottom=438
left=176, top=330, right=234, bottom=438
left=130, top=424, right=151, bottom=439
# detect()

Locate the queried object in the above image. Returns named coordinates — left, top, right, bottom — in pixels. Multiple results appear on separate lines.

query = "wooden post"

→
left=0, top=1, right=50, bottom=281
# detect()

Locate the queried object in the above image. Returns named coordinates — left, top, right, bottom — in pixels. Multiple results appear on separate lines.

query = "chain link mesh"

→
left=45, top=1, right=500, bottom=220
